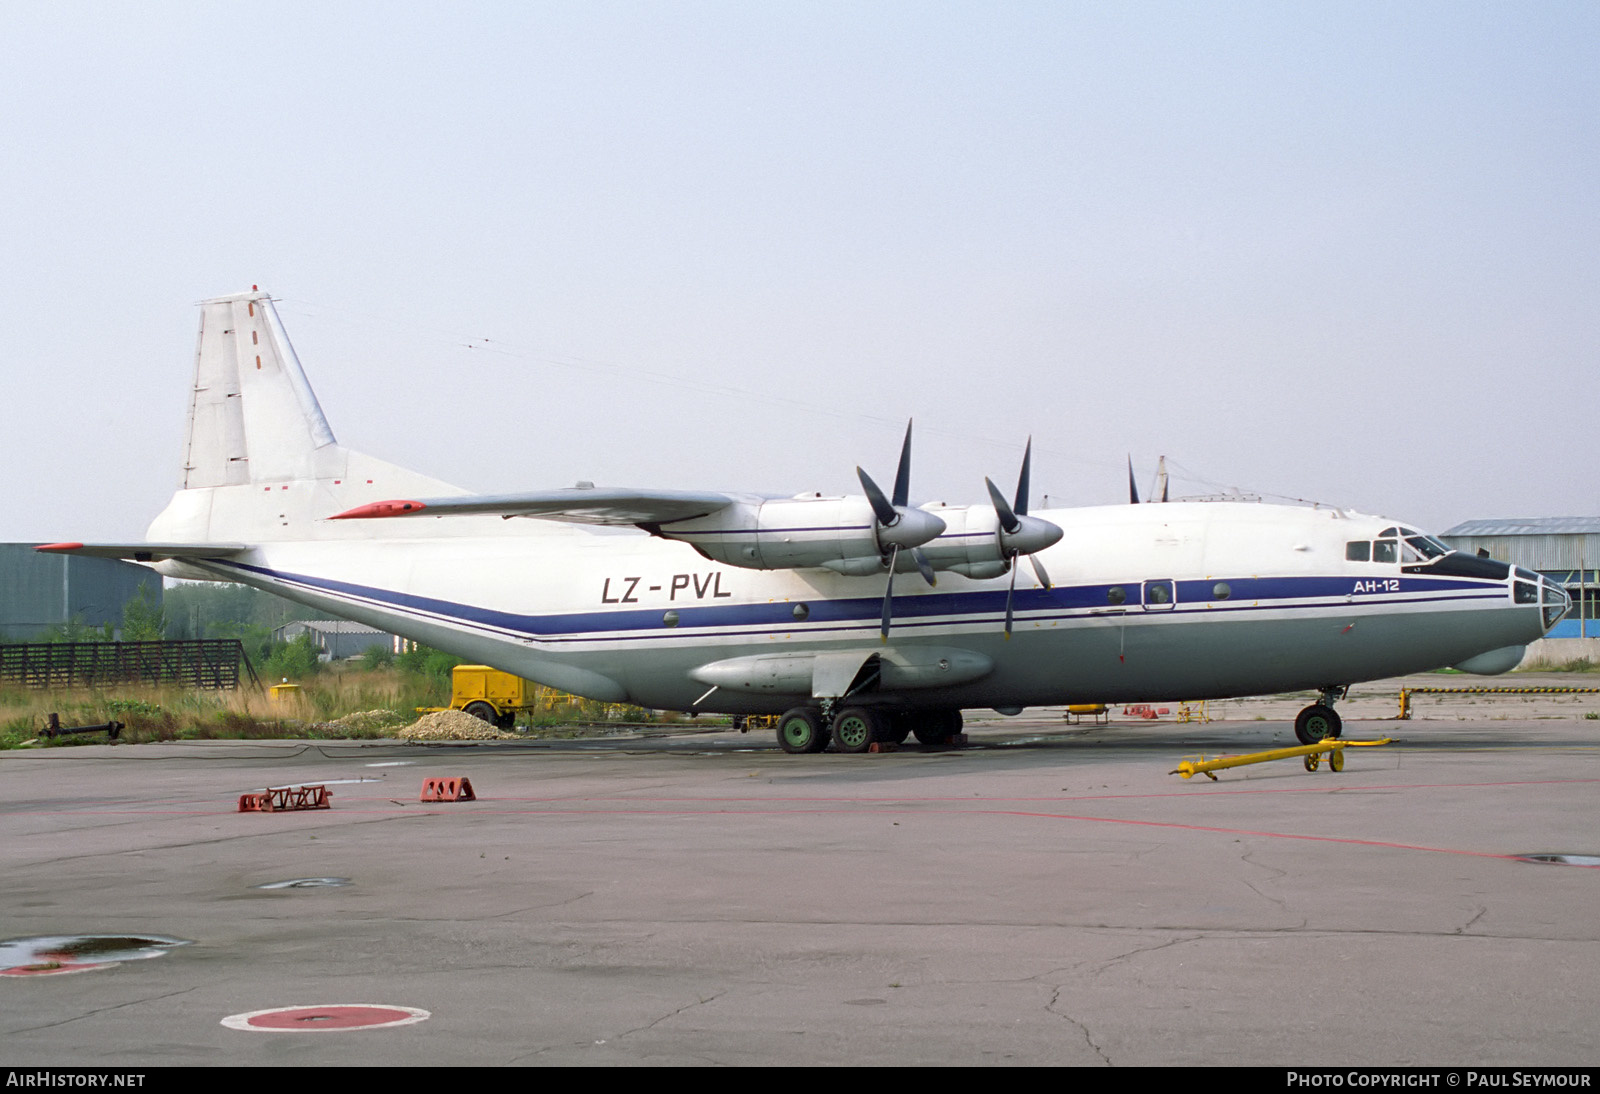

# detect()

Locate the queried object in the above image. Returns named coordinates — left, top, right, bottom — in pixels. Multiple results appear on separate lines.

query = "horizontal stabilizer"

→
left=330, top=488, right=738, bottom=527
left=35, top=542, right=249, bottom=562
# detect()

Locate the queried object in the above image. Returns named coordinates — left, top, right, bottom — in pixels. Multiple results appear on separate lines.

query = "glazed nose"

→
left=1541, top=577, right=1571, bottom=632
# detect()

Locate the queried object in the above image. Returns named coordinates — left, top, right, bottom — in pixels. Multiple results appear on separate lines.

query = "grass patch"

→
left=0, top=663, right=452, bottom=748
left=0, top=664, right=712, bottom=748
left=1517, top=657, right=1600, bottom=673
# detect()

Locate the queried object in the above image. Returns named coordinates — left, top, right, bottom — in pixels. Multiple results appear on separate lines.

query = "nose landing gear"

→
left=1294, top=686, right=1348, bottom=745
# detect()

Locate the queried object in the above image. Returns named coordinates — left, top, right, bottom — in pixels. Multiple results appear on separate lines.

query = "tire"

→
left=831, top=707, right=880, bottom=754
left=913, top=709, right=963, bottom=746
left=464, top=701, right=498, bottom=725
left=1294, top=703, right=1342, bottom=745
left=777, top=707, right=826, bottom=754
left=881, top=714, right=912, bottom=745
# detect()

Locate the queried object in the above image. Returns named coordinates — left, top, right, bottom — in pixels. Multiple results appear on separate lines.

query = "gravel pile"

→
left=319, top=709, right=406, bottom=733
left=398, top=709, right=518, bottom=740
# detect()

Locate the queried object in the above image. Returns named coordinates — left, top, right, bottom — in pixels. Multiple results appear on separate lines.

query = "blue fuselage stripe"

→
left=215, top=560, right=1510, bottom=645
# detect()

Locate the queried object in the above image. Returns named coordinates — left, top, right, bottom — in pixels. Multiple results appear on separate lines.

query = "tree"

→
left=120, top=583, right=167, bottom=641
left=263, top=632, right=322, bottom=680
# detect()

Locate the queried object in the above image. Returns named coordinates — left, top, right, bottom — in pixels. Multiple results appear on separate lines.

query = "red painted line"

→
left=986, top=809, right=1522, bottom=860
left=332, top=777, right=1600, bottom=806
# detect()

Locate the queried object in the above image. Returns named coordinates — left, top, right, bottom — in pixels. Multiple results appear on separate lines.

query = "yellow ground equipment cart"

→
left=430, top=665, right=539, bottom=729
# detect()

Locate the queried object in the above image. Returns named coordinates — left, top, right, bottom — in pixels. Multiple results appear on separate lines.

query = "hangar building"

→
left=0, top=544, right=162, bottom=641
left=272, top=620, right=400, bottom=660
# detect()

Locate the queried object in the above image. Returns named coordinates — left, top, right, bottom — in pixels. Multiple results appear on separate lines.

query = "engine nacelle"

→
left=656, top=495, right=896, bottom=571
left=913, top=504, right=1011, bottom=579
left=654, top=495, right=1057, bottom=580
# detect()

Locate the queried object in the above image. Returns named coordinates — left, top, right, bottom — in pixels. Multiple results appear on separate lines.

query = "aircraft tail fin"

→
left=148, top=289, right=463, bottom=544
left=182, top=289, right=338, bottom=489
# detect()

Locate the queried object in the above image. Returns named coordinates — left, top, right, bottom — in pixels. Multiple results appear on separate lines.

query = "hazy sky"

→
left=2, top=1, right=1595, bottom=542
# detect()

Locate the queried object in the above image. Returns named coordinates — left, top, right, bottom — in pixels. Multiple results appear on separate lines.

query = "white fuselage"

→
left=163, top=500, right=1551, bottom=713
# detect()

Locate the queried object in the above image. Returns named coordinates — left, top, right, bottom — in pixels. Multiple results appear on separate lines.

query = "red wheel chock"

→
left=420, top=777, right=476, bottom=802
left=238, top=785, right=331, bottom=812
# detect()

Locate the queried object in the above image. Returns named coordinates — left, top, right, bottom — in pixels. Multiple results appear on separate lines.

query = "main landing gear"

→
left=1294, top=686, right=1347, bottom=746
left=773, top=706, right=963, bottom=754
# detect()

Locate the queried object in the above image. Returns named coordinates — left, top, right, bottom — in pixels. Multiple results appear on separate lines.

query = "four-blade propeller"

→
left=857, top=425, right=1066, bottom=639
left=857, top=421, right=945, bottom=640
left=984, top=439, right=1064, bottom=636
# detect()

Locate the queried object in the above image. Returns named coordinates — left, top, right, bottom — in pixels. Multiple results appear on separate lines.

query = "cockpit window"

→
left=1352, top=530, right=1452, bottom=566
left=1404, top=536, right=1447, bottom=559
left=1515, top=582, right=1539, bottom=604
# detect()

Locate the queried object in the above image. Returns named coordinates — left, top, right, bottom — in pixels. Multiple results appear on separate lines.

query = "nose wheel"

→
left=1294, top=702, right=1343, bottom=745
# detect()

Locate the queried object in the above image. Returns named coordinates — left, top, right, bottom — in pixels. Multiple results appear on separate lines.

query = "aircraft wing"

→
left=329, top=488, right=739, bottom=527
left=34, top=542, right=250, bottom=561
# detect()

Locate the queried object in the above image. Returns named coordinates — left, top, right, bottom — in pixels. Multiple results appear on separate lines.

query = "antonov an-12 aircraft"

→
left=41, top=290, right=1568, bottom=753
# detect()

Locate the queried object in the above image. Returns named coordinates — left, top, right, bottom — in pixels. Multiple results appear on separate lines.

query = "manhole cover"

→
left=221, top=1004, right=430, bottom=1032
left=1514, top=853, right=1600, bottom=867
left=0, top=934, right=190, bottom=976
left=255, top=878, right=351, bottom=889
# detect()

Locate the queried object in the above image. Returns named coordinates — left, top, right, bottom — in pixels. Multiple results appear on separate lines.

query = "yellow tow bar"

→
left=1171, top=738, right=1392, bottom=781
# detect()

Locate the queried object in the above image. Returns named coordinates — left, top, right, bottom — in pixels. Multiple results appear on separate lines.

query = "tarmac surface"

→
left=3, top=674, right=1598, bottom=1067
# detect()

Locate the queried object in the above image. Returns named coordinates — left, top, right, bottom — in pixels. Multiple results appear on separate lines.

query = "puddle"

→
left=1513, top=853, right=1600, bottom=867
left=255, top=878, right=351, bottom=889
left=1, top=934, right=191, bottom=976
left=255, top=778, right=382, bottom=790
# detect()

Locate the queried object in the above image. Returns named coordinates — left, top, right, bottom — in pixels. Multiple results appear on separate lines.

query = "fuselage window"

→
left=1373, top=539, right=1398, bottom=564
left=1213, top=582, right=1231, bottom=600
left=1106, top=586, right=1126, bottom=605
left=1147, top=582, right=1172, bottom=604
left=1346, top=541, right=1371, bottom=562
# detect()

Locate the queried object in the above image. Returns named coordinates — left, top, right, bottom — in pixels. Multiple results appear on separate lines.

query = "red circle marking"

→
left=223, top=1004, right=428, bottom=1032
